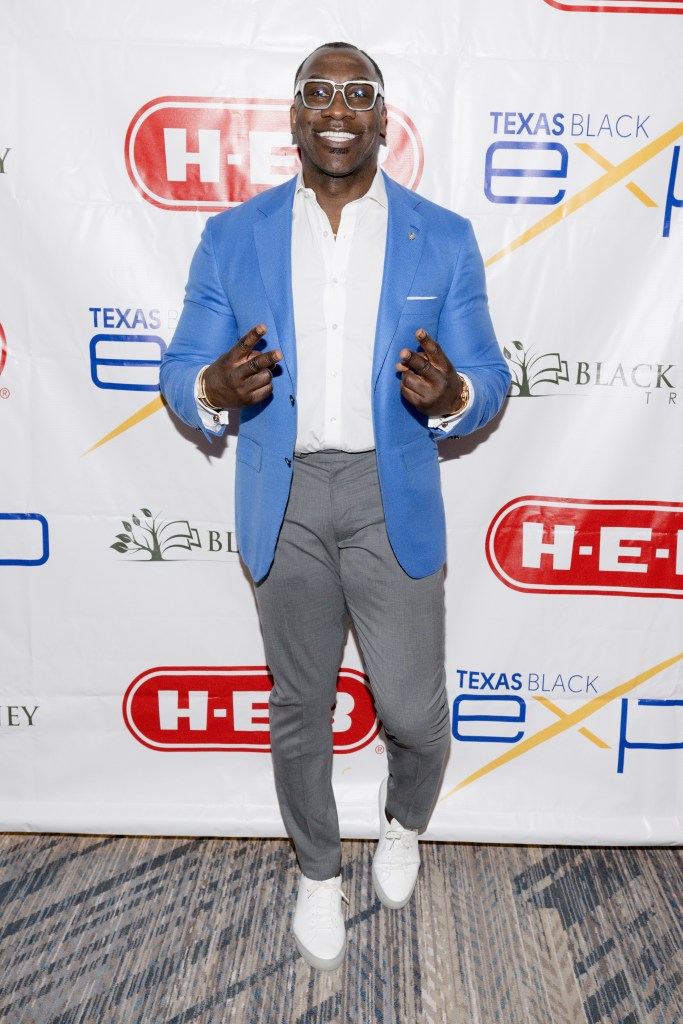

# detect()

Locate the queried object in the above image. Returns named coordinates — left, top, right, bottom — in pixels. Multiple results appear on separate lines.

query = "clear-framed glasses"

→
left=294, top=79, right=384, bottom=112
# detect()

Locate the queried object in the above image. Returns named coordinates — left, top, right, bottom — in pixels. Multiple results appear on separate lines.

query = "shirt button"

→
left=331, top=324, right=338, bottom=330
left=289, top=394, right=295, bottom=406
left=331, top=370, right=338, bottom=377
left=323, top=231, right=329, bottom=237
left=330, top=417, right=336, bottom=423
left=331, top=277, right=338, bottom=284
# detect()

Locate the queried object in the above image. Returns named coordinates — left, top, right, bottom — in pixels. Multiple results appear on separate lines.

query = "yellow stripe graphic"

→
left=485, top=120, right=683, bottom=267
left=576, top=142, right=658, bottom=207
left=83, top=395, right=165, bottom=455
left=441, top=650, right=683, bottom=798
left=534, top=696, right=611, bottom=749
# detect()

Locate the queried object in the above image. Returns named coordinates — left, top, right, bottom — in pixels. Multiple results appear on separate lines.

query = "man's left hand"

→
left=396, top=329, right=466, bottom=418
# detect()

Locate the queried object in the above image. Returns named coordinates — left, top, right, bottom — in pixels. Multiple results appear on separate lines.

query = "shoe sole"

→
left=371, top=864, right=416, bottom=910
left=294, top=933, right=347, bottom=971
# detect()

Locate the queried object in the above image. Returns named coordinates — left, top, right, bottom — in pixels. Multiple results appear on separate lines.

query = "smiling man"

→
left=160, top=42, right=510, bottom=971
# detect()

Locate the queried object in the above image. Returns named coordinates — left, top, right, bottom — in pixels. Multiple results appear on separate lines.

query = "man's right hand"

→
left=202, top=324, right=283, bottom=410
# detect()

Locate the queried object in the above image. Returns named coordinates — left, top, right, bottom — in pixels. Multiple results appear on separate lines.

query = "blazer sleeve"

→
left=432, top=218, right=511, bottom=439
left=159, top=217, right=239, bottom=439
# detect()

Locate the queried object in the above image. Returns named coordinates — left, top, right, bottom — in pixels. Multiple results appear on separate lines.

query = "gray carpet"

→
left=0, top=835, right=681, bottom=1023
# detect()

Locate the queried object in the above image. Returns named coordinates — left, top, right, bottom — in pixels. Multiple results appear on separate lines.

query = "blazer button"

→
left=289, top=394, right=295, bottom=406
left=284, top=457, right=292, bottom=467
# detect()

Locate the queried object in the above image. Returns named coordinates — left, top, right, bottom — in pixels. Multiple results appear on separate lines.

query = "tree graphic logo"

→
left=504, top=340, right=570, bottom=397
left=111, top=509, right=200, bottom=561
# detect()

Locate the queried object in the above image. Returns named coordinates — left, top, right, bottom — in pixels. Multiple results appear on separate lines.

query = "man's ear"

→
left=379, top=102, right=388, bottom=139
left=290, top=103, right=297, bottom=135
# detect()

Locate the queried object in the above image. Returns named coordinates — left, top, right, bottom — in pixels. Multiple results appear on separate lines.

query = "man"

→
left=160, top=42, right=510, bottom=971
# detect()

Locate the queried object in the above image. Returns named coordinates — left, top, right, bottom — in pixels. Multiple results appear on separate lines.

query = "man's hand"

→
left=396, top=329, right=466, bottom=417
left=203, top=324, right=283, bottom=410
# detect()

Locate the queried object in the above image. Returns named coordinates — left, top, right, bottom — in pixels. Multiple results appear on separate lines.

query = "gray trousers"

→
left=254, top=450, right=451, bottom=880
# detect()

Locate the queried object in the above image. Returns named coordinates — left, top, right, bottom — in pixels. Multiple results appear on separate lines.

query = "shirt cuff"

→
left=194, top=366, right=230, bottom=433
left=428, top=374, right=474, bottom=432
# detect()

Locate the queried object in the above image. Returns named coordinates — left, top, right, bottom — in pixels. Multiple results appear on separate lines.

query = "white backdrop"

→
left=1, top=0, right=682, bottom=843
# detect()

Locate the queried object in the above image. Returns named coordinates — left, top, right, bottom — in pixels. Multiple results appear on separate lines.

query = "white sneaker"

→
left=372, top=777, right=421, bottom=909
left=293, top=872, right=349, bottom=970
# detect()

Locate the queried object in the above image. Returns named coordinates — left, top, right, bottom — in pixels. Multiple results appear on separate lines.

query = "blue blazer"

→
left=160, top=171, right=511, bottom=582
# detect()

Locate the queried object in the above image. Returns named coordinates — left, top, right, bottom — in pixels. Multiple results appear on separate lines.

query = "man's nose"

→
left=326, top=89, right=353, bottom=118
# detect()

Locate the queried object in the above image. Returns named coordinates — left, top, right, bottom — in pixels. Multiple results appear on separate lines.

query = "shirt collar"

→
left=295, top=167, right=388, bottom=209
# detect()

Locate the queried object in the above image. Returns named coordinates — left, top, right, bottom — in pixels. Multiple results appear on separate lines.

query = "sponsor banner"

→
left=90, top=335, right=167, bottom=392
left=0, top=322, right=8, bottom=403
left=542, top=0, right=683, bottom=12
left=453, top=667, right=600, bottom=695
left=0, top=322, right=6, bottom=377
left=0, top=704, right=39, bottom=727
left=123, top=666, right=380, bottom=753
left=487, top=499, right=683, bottom=598
left=109, top=510, right=240, bottom=561
left=0, top=0, right=680, bottom=843
left=447, top=652, right=683, bottom=787
left=504, top=342, right=679, bottom=406
left=126, top=97, right=424, bottom=210
left=482, top=114, right=683, bottom=262
left=0, top=515, right=49, bottom=567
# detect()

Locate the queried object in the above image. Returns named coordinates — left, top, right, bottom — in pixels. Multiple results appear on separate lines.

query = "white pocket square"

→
left=406, top=295, right=438, bottom=300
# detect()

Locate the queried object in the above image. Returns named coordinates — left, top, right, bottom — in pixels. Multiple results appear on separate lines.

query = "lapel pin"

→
left=408, top=232, right=416, bottom=240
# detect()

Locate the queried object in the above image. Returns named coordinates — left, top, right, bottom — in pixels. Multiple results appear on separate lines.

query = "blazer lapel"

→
left=372, top=174, right=425, bottom=388
left=253, top=177, right=297, bottom=390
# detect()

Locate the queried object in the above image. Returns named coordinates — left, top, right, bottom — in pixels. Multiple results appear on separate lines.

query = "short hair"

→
left=293, top=42, right=384, bottom=90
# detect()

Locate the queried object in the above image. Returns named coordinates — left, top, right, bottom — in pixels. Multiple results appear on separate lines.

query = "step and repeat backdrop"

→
left=1, top=0, right=682, bottom=843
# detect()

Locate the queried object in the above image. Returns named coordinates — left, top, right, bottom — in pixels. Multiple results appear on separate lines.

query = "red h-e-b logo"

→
left=123, top=666, right=381, bottom=752
left=487, top=497, right=683, bottom=598
left=125, top=96, right=424, bottom=210
left=542, top=0, right=683, bottom=12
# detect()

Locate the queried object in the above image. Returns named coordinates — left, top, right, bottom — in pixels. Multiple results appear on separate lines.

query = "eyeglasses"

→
left=294, top=79, right=384, bottom=112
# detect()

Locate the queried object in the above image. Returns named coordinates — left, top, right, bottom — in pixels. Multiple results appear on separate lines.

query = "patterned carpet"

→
left=0, top=835, right=681, bottom=1023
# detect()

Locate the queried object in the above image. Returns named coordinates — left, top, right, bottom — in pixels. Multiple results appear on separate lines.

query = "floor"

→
left=0, top=834, right=681, bottom=1023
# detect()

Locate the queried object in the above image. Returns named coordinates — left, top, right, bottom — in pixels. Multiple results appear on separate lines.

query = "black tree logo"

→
left=111, top=509, right=200, bottom=561
left=504, top=340, right=570, bottom=397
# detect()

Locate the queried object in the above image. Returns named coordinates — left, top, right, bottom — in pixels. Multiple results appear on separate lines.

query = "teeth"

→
left=318, top=131, right=355, bottom=141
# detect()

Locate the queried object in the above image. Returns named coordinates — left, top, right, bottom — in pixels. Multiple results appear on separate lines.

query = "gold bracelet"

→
left=197, top=366, right=222, bottom=411
left=454, top=376, right=470, bottom=414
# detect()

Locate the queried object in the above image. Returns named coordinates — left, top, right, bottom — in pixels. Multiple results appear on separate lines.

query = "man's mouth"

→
left=316, top=131, right=357, bottom=142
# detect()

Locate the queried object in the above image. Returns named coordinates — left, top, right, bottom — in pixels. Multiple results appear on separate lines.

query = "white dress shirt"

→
left=291, top=168, right=386, bottom=453
left=195, top=169, right=471, bottom=444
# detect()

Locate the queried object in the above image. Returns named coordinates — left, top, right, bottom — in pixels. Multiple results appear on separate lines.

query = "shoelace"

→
left=386, top=826, right=417, bottom=847
left=379, top=824, right=419, bottom=873
left=305, top=879, right=349, bottom=930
